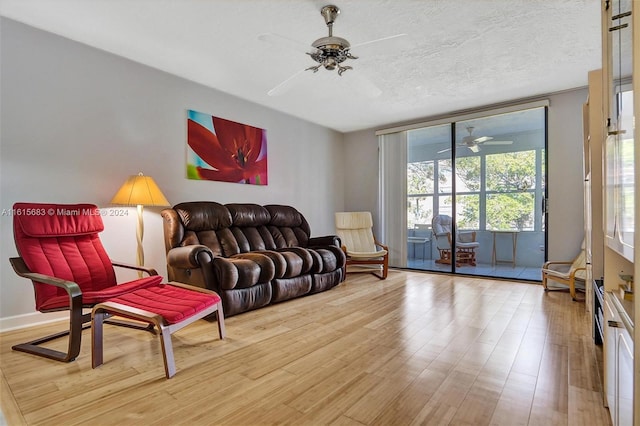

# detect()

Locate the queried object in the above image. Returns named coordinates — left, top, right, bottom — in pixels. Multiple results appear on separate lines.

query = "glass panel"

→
left=407, top=161, right=434, bottom=194
left=455, top=108, right=545, bottom=279
left=406, top=124, right=452, bottom=271
left=438, top=195, right=453, bottom=218
left=456, top=194, right=479, bottom=229
left=618, top=89, right=634, bottom=252
left=486, top=193, right=535, bottom=231
left=605, top=135, right=617, bottom=239
left=407, top=196, right=433, bottom=229
left=455, top=156, right=481, bottom=229
left=438, top=159, right=453, bottom=194
left=486, top=151, right=536, bottom=192
left=455, top=156, right=481, bottom=192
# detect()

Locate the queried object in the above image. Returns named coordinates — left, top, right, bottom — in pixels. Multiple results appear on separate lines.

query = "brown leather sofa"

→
left=161, top=202, right=346, bottom=316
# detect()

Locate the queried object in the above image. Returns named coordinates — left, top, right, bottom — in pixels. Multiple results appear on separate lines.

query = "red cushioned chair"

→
left=9, top=202, right=164, bottom=362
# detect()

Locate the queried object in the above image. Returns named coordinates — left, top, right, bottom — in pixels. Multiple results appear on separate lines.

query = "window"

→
left=407, top=127, right=545, bottom=232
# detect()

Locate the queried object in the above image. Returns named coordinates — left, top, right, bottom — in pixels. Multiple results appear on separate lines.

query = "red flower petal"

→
left=212, top=117, right=264, bottom=163
left=188, top=119, right=238, bottom=170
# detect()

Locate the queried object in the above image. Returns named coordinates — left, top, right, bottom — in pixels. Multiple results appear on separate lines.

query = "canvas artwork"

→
left=186, top=109, right=268, bottom=185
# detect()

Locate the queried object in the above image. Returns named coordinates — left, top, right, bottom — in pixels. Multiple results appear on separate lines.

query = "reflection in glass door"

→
left=406, top=107, right=546, bottom=280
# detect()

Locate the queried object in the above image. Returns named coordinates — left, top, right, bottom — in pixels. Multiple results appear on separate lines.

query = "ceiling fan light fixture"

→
left=263, top=4, right=405, bottom=96
left=324, top=57, right=337, bottom=70
left=306, top=5, right=357, bottom=75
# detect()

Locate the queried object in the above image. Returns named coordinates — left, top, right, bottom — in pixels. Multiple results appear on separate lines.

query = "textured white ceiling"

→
left=0, top=0, right=602, bottom=132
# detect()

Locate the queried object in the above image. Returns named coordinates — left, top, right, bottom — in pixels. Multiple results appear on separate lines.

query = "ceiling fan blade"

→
left=469, top=145, right=481, bottom=153
left=482, top=140, right=513, bottom=145
left=437, top=147, right=452, bottom=154
left=351, top=34, right=410, bottom=53
left=258, top=33, right=315, bottom=54
left=267, top=69, right=306, bottom=96
left=473, top=136, right=493, bottom=143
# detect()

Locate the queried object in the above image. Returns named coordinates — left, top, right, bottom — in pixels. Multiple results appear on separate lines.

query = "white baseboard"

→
left=0, top=311, right=67, bottom=333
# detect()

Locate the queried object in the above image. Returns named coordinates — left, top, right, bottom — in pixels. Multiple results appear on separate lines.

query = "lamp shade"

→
left=110, top=173, right=170, bottom=207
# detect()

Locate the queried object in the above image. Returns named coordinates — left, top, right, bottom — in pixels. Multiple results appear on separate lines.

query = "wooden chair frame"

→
left=541, top=257, right=586, bottom=301
left=434, top=232, right=478, bottom=267
left=9, top=257, right=157, bottom=362
left=342, top=238, right=389, bottom=280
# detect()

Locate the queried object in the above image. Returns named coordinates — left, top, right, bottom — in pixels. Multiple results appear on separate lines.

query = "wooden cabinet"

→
left=599, top=0, right=639, bottom=424
left=604, top=0, right=634, bottom=262
left=604, top=292, right=634, bottom=426
left=617, top=327, right=634, bottom=426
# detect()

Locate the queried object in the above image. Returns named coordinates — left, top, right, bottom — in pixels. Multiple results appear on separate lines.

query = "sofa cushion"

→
left=175, top=202, right=232, bottom=232
left=226, top=204, right=270, bottom=226
left=265, top=205, right=303, bottom=227
left=231, top=227, right=270, bottom=252
left=213, top=256, right=270, bottom=290
left=221, top=282, right=272, bottom=316
left=271, top=275, right=312, bottom=303
left=314, top=248, right=339, bottom=273
left=265, top=205, right=311, bottom=248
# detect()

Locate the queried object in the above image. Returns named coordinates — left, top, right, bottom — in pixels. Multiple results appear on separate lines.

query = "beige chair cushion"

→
left=432, top=215, right=452, bottom=235
left=335, top=212, right=381, bottom=255
left=543, top=250, right=586, bottom=280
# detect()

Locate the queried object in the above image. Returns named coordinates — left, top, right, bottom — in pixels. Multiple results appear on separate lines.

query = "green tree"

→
left=407, top=162, right=436, bottom=227
left=455, top=151, right=536, bottom=230
left=407, top=161, right=435, bottom=194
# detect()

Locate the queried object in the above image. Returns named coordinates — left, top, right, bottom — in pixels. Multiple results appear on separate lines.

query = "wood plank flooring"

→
left=0, top=270, right=611, bottom=425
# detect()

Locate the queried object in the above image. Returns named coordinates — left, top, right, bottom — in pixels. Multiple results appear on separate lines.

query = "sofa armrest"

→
left=309, top=235, right=341, bottom=248
left=166, top=245, right=214, bottom=269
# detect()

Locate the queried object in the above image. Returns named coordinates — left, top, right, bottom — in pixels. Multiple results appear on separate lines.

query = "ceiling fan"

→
left=438, top=127, right=513, bottom=154
left=259, top=4, right=408, bottom=97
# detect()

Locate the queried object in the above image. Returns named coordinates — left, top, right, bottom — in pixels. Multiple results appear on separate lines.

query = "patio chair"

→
left=432, top=214, right=479, bottom=266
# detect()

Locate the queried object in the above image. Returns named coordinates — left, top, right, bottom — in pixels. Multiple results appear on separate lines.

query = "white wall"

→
left=0, top=18, right=345, bottom=330
left=342, top=89, right=589, bottom=262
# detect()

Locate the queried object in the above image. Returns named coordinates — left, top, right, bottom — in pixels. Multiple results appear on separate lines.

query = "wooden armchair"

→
left=432, top=214, right=479, bottom=266
left=9, top=202, right=162, bottom=362
left=335, top=212, right=389, bottom=279
left=541, top=248, right=586, bottom=300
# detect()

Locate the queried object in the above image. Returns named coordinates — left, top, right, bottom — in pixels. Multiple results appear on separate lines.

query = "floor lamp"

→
left=111, top=173, right=170, bottom=275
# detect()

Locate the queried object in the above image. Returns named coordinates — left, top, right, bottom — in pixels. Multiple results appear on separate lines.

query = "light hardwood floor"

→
left=0, top=270, right=611, bottom=425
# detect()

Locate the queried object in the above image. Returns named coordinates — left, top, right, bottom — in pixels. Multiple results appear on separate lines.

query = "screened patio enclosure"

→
left=379, top=103, right=547, bottom=281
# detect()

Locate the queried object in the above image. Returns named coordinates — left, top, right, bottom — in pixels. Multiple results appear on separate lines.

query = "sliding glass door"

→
left=404, top=107, right=546, bottom=280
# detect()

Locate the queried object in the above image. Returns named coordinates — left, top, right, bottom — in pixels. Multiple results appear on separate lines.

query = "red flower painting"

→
left=187, top=111, right=268, bottom=185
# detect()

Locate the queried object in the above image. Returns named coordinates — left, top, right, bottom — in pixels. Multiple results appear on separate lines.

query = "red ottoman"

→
left=91, top=282, right=225, bottom=378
